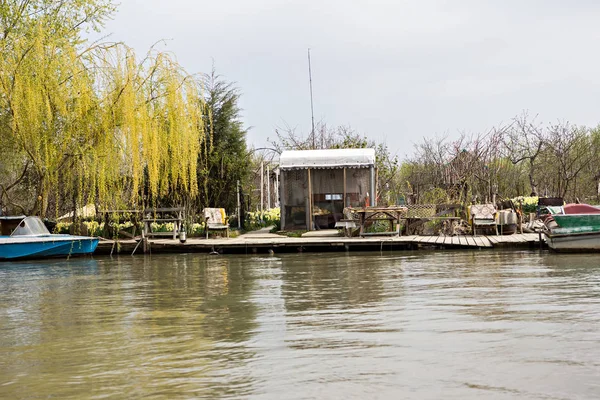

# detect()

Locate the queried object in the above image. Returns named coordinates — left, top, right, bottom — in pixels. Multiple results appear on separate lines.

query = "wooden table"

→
left=346, top=206, right=408, bottom=237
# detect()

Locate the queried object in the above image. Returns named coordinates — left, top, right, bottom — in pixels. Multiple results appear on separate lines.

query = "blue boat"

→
left=0, top=216, right=99, bottom=260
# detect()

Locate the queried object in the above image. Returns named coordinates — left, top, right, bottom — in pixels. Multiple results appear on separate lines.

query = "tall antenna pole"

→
left=308, top=48, right=316, bottom=149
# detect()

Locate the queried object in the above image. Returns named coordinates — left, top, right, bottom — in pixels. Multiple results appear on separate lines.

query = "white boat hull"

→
left=544, top=231, right=600, bottom=252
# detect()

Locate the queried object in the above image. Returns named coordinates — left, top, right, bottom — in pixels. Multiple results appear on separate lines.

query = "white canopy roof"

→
left=279, top=148, right=376, bottom=169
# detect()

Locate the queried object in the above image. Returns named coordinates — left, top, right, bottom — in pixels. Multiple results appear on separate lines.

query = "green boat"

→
left=552, top=214, right=600, bottom=231
left=544, top=204, right=600, bottom=251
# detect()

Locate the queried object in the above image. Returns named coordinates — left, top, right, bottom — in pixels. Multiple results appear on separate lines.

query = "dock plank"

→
left=426, top=236, right=438, bottom=244
left=473, top=236, right=485, bottom=247
left=493, top=235, right=506, bottom=243
left=465, top=235, right=477, bottom=247
left=419, top=236, right=433, bottom=244
left=478, top=236, right=493, bottom=247
left=486, top=235, right=500, bottom=244
left=503, top=234, right=520, bottom=243
left=399, top=235, right=417, bottom=243
left=509, top=235, right=524, bottom=243
left=493, top=235, right=509, bottom=243
left=499, top=235, right=519, bottom=244
left=507, top=235, right=524, bottom=243
left=463, top=235, right=473, bottom=247
left=516, top=234, right=530, bottom=243
left=524, top=233, right=539, bottom=242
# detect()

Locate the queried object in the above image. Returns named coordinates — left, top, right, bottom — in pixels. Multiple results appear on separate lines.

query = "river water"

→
left=1, top=251, right=600, bottom=399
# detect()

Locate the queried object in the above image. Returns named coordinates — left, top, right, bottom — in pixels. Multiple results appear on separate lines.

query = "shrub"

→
left=245, top=208, right=281, bottom=231
left=511, top=196, right=539, bottom=214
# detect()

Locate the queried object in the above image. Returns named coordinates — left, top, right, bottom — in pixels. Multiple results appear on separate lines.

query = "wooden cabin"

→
left=279, top=148, right=376, bottom=230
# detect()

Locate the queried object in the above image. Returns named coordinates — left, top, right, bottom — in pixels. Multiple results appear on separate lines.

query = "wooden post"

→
left=237, top=180, right=241, bottom=229
left=359, top=212, right=364, bottom=237
left=172, top=209, right=177, bottom=240
left=267, top=164, right=271, bottom=210
left=375, top=167, right=378, bottom=205
left=275, top=169, right=280, bottom=207
left=518, top=201, right=523, bottom=234
left=370, top=166, right=376, bottom=207
left=343, top=167, right=347, bottom=208
left=280, top=171, right=286, bottom=230
left=307, top=168, right=312, bottom=231
left=260, top=161, right=264, bottom=213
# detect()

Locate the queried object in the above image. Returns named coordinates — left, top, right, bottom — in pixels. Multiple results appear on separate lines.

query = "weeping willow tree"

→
left=0, top=0, right=205, bottom=217
left=91, top=46, right=204, bottom=210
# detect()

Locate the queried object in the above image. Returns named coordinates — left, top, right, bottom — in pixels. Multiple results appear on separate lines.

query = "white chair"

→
left=470, top=204, right=498, bottom=236
left=203, top=208, right=229, bottom=238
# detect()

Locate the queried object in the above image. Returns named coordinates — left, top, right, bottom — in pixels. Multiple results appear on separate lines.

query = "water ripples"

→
left=1, top=251, right=600, bottom=398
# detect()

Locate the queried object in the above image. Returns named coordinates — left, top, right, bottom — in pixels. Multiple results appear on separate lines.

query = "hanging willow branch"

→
left=0, top=1, right=205, bottom=216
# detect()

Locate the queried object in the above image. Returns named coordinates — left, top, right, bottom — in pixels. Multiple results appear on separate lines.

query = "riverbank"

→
left=95, top=233, right=545, bottom=255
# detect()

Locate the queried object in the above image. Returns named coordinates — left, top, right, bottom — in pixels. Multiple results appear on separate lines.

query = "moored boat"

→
left=543, top=203, right=600, bottom=252
left=0, top=216, right=99, bottom=260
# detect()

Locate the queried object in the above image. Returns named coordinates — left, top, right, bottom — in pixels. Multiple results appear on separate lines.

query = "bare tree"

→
left=269, top=121, right=344, bottom=153
left=544, top=122, right=594, bottom=199
left=500, top=113, right=545, bottom=196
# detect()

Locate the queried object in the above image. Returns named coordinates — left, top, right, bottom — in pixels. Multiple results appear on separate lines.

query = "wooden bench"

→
left=143, top=207, right=184, bottom=240
left=334, top=218, right=357, bottom=237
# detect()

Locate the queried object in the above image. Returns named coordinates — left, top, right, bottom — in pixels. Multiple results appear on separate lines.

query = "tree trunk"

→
left=30, top=175, right=49, bottom=217
left=528, top=160, right=538, bottom=196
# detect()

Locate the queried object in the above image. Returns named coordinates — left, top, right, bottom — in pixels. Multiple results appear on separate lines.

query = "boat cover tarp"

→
left=548, top=204, right=600, bottom=215
left=564, top=204, right=600, bottom=214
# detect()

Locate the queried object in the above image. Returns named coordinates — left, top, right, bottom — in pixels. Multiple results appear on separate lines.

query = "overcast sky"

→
left=92, top=0, right=600, bottom=159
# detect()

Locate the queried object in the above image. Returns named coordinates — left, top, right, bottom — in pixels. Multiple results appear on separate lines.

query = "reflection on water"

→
left=1, top=251, right=600, bottom=399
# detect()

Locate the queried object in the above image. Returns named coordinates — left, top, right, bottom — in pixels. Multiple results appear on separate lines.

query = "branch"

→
left=3, top=159, right=30, bottom=192
left=0, top=189, right=27, bottom=214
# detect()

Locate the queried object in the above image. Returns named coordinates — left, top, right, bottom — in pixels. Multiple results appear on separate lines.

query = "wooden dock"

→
left=95, top=233, right=545, bottom=255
